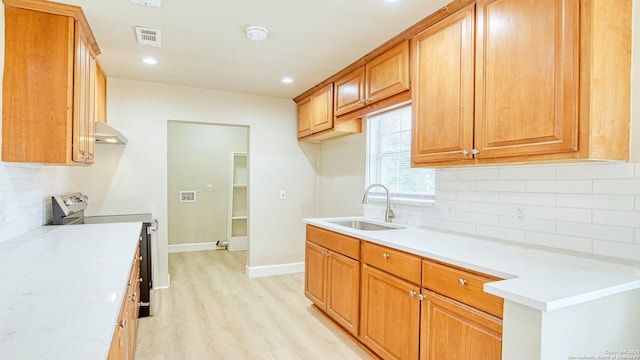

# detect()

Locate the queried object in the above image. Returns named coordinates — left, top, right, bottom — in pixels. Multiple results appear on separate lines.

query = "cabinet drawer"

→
left=362, top=242, right=421, bottom=285
left=422, top=260, right=503, bottom=318
left=306, top=225, right=360, bottom=260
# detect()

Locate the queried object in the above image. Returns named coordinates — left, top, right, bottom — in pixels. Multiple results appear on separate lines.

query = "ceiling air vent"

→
left=130, top=0, right=161, bottom=7
left=135, top=26, right=161, bottom=47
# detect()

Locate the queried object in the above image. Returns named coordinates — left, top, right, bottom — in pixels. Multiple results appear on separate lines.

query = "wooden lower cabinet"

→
left=304, top=240, right=360, bottom=336
left=360, top=264, right=420, bottom=360
left=107, top=246, right=141, bottom=360
left=420, top=290, right=502, bottom=360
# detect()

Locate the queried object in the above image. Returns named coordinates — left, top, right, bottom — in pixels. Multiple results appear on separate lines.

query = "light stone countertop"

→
left=0, top=222, right=142, bottom=360
left=304, top=217, right=640, bottom=312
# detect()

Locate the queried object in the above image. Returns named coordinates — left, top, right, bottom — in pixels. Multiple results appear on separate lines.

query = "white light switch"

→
left=279, top=189, right=287, bottom=200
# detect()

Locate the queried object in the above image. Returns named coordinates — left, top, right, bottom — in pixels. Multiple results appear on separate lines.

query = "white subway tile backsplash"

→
left=476, top=225, right=525, bottom=243
left=499, top=216, right=556, bottom=233
left=456, top=211, right=500, bottom=226
left=556, top=194, right=634, bottom=210
left=526, top=180, right=593, bottom=194
left=592, top=240, right=640, bottom=262
left=498, top=192, right=556, bottom=206
left=499, top=165, right=556, bottom=180
left=456, top=167, right=500, bottom=180
left=593, top=179, right=640, bottom=195
left=526, top=206, right=591, bottom=223
left=556, top=222, right=634, bottom=243
left=476, top=180, right=526, bottom=192
left=592, top=210, right=640, bottom=228
left=435, top=190, right=457, bottom=201
left=438, top=180, right=477, bottom=191
left=526, top=232, right=593, bottom=253
left=437, top=219, right=476, bottom=234
left=456, top=191, right=500, bottom=203
left=556, top=163, right=634, bottom=179
left=0, top=163, right=69, bottom=243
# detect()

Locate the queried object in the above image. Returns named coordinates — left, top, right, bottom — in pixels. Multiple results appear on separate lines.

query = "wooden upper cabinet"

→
left=365, top=41, right=410, bottom=105
left=334, top=67, right=365, bottom=116
left=311, top=84, right=333, bottom=133
left=475, top=0, right=578, bottom=159
left=2, top=0, right=100, bottom=165
left=95, top=61, right=107, bottom=123
left=412, top=4, right=475, bottom=164
left=333, top=41, right=410, bottom=119
left=412, top=0, right=631, bottom=167
left=296, top=84, right=333, bottom=139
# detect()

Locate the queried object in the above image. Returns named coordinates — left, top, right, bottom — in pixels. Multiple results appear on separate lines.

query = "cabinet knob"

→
left=118, top=318, right=127, bottom=328
left=458, top=278, right=467, bottom=286
left=382, top=253, right=390, bottom=259
left=461, top=149, right=470, bottom=155
left=418, top=294, right=426, bottom=301
left=137, top=255, right=143, bottom=261
left=138, top=278, right=143, bottom=283
left=471, top=149, right=480, bottom=155
left=408, top=291, right=416, bottom=297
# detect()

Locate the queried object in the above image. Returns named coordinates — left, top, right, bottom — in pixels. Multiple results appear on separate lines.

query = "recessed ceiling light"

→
left=142, top=57, right=158, bottom=65
left=281, top=77, right=293, bottom=84
left=246, top=26, right=269, bottom=41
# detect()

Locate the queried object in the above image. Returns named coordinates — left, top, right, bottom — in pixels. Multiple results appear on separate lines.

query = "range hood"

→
left=95, top=122, right=128, bottom=145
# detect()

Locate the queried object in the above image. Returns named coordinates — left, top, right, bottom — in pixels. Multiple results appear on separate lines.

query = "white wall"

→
left=70, top=79, right=320, bottom=287
left=318, top=132, right=366, bottom=217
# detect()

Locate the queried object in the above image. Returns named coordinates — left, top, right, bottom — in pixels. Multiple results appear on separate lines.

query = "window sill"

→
left=365, top=195, right=435, bottom=207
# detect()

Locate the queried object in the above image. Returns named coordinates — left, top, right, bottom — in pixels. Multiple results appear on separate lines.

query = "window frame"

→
left=364, top=105, right=436, bottom=204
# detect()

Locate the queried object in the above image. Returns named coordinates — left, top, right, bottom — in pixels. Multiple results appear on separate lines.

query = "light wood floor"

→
left=134, top=250, right=371, bottom=359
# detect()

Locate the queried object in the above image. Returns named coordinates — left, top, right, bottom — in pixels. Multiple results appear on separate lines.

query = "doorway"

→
left=166, top=120, right=249, bottom=270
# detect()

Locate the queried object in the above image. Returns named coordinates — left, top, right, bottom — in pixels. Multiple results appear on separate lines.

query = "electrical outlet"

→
left=279, top=189, right=287, bottom=200
left=515, top=206, right=526, bottom=221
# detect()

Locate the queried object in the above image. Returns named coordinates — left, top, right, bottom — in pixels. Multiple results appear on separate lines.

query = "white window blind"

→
left=366, top=106, right=435, bottom=201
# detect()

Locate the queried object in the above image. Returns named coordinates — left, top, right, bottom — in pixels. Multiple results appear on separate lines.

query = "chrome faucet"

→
left=362, top=184, right=395, bottom=223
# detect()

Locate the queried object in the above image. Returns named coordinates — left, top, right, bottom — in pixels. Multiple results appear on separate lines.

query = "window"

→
left=366, top=106, right=435, bottom=202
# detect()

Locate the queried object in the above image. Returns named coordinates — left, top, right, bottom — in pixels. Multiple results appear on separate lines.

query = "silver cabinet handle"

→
left=382, top=253, right=390, bottom=259
left=409, top=291, right=416, bottom=297
left=138, top=278, right=143, bottom=283
left=471, top=149, right=480, bottom=155
left=458, top=278, right=467, bottom=286
left=418, top=294, right=426, bottom=301
left=137, top=255, right=143, bottom=261
left=461, top=149, right=470, bottom=155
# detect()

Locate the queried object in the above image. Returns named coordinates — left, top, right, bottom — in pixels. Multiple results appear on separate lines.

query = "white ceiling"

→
left=63, top=0, right=451, bottom=99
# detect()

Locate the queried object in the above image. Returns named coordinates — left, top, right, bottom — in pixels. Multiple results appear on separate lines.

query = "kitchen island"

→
left=305, top=217, right=640, bottom=360
left=0, top=222, right=142, bottom=359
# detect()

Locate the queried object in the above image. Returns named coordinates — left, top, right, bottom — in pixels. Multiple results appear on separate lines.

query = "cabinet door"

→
left=326, top=250, right=359, bottom=336
left=360, top=264, right=420, bottom=360
left=334, top=67, right=365, bottom=116
left=297, top=96, right=313, bottom=138
left=421, top=290, right=502, bottom=360
left=95, top=61, right=107, bottom=123
left=366, top=41, right=409, bottom=104
left=474, top=0, right=579, bottom=159
left=304, top=241, right=327, bottom=310
left=312, top=84, right=334, bottom=133
left=411, top=5, right=475, bottom=164
left=72, top=25, right=95, bottom=164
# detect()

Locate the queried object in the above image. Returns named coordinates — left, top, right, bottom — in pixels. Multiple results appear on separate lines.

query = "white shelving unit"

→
left=227, top=151, right=248, bottom=251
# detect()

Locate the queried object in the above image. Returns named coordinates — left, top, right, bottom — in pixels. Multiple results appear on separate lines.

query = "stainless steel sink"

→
left=328, top=220, right=405, bottom=231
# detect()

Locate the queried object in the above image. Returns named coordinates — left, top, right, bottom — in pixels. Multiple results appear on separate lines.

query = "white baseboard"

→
left=153, top=274, right=170, bottom=290
left=168, top=242, right=221, bottom=253
left=245, top=262, right=305, bottom=278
